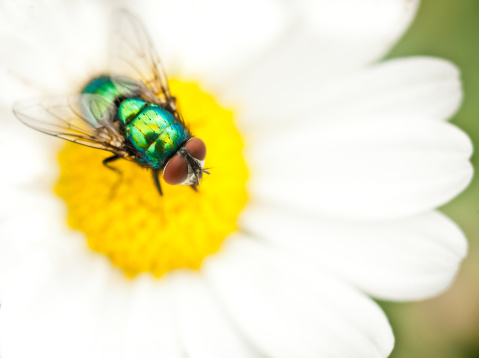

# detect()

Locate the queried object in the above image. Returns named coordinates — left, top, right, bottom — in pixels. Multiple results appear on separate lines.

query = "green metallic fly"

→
left=13, top=10, right=209, bottom=196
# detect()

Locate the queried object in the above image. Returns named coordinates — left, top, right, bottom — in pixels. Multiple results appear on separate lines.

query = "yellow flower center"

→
left=55, top=80, right=248, bottom=278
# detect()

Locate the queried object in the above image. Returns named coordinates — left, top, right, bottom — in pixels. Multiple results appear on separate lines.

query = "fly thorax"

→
left=118, top=99, right=189, bottom=168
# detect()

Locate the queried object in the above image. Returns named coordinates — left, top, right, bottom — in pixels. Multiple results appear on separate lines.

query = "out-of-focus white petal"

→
left=0, top=120, right=58, bottom=187
left=0, top=236, right=29, bottom=303
left=0, top=121, right=64, bottom=298
left=123, top=275, right=182, bottom=358
left=203, top=235, right=394, bottom=358
left=86, top=276, right=136, bottom=358
left=0, top=188, right=67, bottom=300
left=249, top=117, right=473, bottom=220
left=0, top=1, right=109, bottom=108
left=172, top=271, right=261, bottom=358
left=241, top=205, right=468, bottom=301
left=221, top=1, right=419, bottom=120
left=134, top=0, right=288, bottom=90
left=0, top=236, right=121, bottom=358
left=0, top=0, right=59, bottom=35
left=236, top=57, right=462, bottom=131
left=0, top=37, right=60, bottom=108
left=0, top=117, right=62, bottom=302
left=296, top=0, right=419, bottom=66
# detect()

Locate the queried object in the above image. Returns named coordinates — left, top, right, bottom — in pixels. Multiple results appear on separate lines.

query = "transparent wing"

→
left=110, top=10, right=176, bottom=111
left=13, top=95, right=127, bottom=154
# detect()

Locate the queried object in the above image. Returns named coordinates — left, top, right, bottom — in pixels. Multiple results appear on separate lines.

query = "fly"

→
left=13, top=10, right=209, bottom=196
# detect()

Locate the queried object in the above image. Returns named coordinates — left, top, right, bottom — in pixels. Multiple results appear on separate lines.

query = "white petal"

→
left=133, top=0, right=287, bottom=90
left=232, top=57, right=462, bottom=132
left=0, top=116, right=62, bottom=295
left=0, top=236, right=30, bottom=303
left=296, top=0, right=419, bottom=66
left=0, top=121, right=59, bottom=189
left=0, top=0, right=61, bottom=36
left=0, top=187, right=68, bottom=301
left=203, top=235, right=394, bottom=358
left=221, top=2, right=420, bottom=121
left=123, top=275, right=183, bottom=358
left=307, top=57, right=463, bottom=123
left=0, top=236, right=119, bottom=358
left=86, top=275, right=132, bottom=358
left=249, top=117, right=473, bottom=220
left=241, top=205, right=468, bottom=301
left=172, top=271, right=261, bottom=358
left=0, top=189, right=66, bottom=237
left=0, top=1, right=109, bottom=107
left=0, top=36, right=62, bottom=108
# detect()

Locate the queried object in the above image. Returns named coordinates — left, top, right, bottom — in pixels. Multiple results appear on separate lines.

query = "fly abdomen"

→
left=82, top=75, right=141, bottom=122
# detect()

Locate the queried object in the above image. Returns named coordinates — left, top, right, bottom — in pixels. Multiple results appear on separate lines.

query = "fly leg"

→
left=102, top=154, right=123, bottom=198
left=152, top=169, right=163, bottom=196
left=103, top=154, right=122, bottom=173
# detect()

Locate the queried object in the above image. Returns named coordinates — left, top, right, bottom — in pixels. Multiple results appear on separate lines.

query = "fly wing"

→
left=110, top=10, right=177, bottom=112
left=13, top=94, right=127, bottom=155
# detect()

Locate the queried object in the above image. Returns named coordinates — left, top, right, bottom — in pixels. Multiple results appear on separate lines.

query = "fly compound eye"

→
left=163, top=155, right=188, bottom=185
left=163, top=138, right=207, bottom=186
left=185, top=138, right=206, bottom=161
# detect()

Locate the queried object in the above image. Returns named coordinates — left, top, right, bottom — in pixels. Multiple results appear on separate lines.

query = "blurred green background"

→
left=382, top=1, right=479, bottom=357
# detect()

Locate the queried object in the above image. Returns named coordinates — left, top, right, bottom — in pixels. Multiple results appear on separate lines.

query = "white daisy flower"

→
left=0, top=0, right=473, bottom=357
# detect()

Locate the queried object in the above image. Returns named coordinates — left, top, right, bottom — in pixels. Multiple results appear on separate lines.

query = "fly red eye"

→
left=185, top=138, right=206, bottom=160
left=163, top=155, right=188, bottom=185
left=163, top=138, right=207, bottom=185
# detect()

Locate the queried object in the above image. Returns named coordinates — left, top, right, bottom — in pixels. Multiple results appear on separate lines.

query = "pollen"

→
left=55, top=80, right=248, bottom=278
